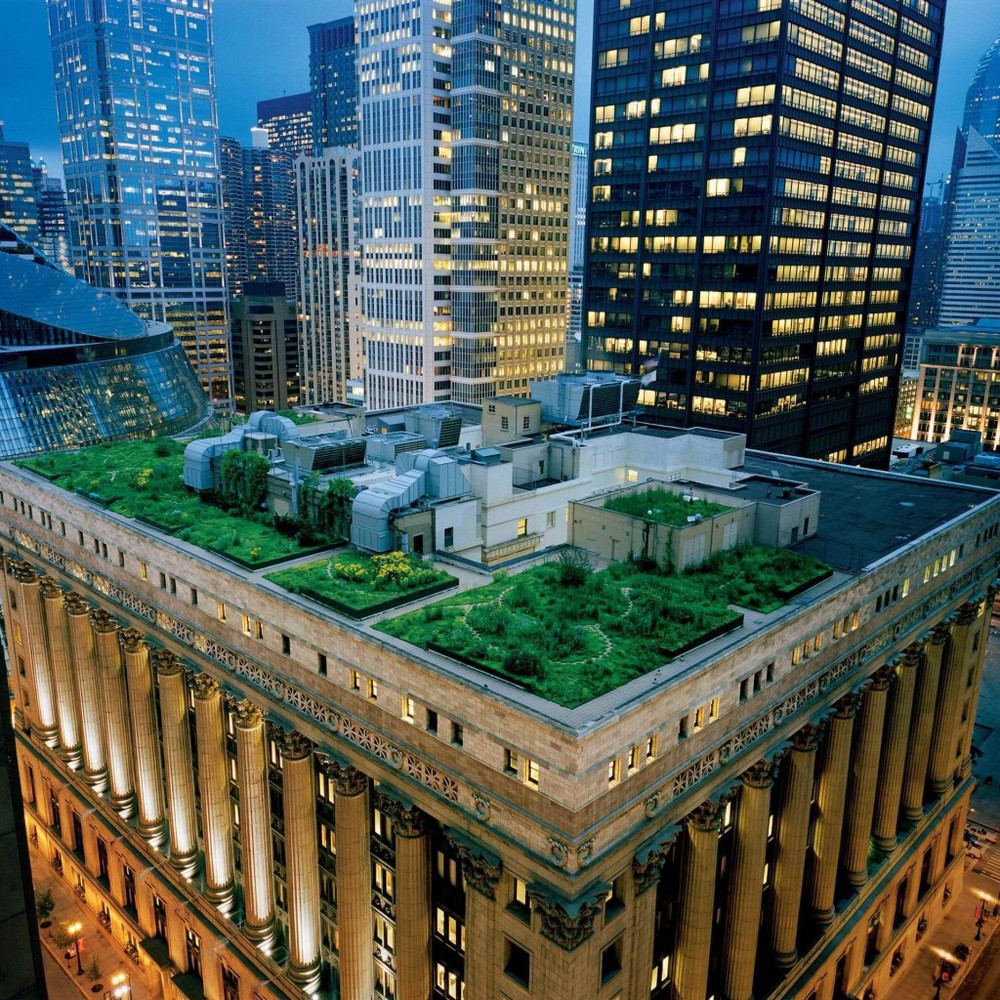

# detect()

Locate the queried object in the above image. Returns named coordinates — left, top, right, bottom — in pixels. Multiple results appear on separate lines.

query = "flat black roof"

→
left=744, top=452, right=1000, bottom=572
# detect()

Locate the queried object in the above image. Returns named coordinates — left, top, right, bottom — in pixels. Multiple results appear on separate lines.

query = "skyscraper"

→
left=47, top=0, right=232, bottom=407
left=583, top=0, right=944, bottom=467
left=220, top=136, right=249, bottom=297
left=906, top=185, right=946, bottom=336
left=0, top=123, right=38, bottom=244
left=309, top=17, right=358, bottom=152
left=359, top=0, right=574, bottom=410
left=257, top=93, right=314, bottom=158
left=297, top=148, right=362, bottom=405
left=567, top=141, right=589, bottom=344
left=30, top=160, right=71, bottom=273
left=962, top=34, right=1000, bottom=151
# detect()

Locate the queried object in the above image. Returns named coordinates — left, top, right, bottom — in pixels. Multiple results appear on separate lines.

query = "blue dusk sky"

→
left=0, top=0, right=991, bottom=192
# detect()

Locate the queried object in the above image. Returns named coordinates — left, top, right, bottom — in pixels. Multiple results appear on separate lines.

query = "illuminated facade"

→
left=309, top=17, right=359, bottom=152
left=0, top=123, right=38, bottom=244
left=257, top=94, right=314, bottom=158
left=583, top=0, right=943, bottom=466
left=358, top=0, right=574, bottom=410
left=1, top=440, right=997, bottom=1000
left=31, top=160, right=71, bottom=274
left=297, top=148, right=362, bottom=405
left=47, top=0, right=232, bottom=408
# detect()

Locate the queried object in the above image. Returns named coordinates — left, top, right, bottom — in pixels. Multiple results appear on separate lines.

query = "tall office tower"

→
left=358, top=0, right=575, bottom=410
left=297, top=148, right=362, bottom=405
left=257, top=94, right=314, bottom=157
left=231, top=282, right=301, bottom=413
left=566, top=141, right=588, bottom=344
left=47, top=0, right=232, bottom=407
left=937, top=131, right=1000, bottom=326
left=0, top=124, right=38, bottom=244
left=219, top=136, right=249, bottom=297
left=30, top=160, right=71, bottom=273
left=962, top=34, right=1000, bottom=151
left=584, top=0, right=943, bottom=467
left=906, top=188, right=945, bottom=337
left=309, top=17, right=359, bottom=152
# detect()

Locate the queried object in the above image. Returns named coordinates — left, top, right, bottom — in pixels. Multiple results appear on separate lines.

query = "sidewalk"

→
left=29, top=843, right=152, bottom=1000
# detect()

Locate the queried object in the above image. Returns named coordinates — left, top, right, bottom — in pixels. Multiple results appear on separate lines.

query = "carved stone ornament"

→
left=548, top=838, right=569, bottom=868
left=930, top=620, right=951, bottom=645
left=90, top=607, right=118, bottom=633
left=119, top=628, right=146, bottom=654
left=320, top=756, right=369, bottom=798
left=577, top=839, right=595, bottom=867
left=151, top=648, right=183, bottom=676
left=870, top=665, right=894, bottom=692
left=39, top=576, right=62, bottom=599
left=11, top=560, right=36, bottom=584
left=191, top=673, right=221, bottom=701
left=473, top=794, right=491, bottom=822
left=234, top=699, right=264, bottom=730
left=527, top=886, right=607, bottom=951
left=280, top=730, right=313, bottom=762
left=644, top=793, right=661, bottom=818
left=835, top=692, right=859, bottom=719
left=445, top=833, right=502, bottom=899
left=742, top=758, right=775, bottom=789
left=687, top=800, right=720, bottom=833
left=791, top=723, right=819, bottom=753
left=955, top=601, right=980, bottom=626
left=903, top=643, right=924, bottom=668
left=376, top=791, right=427, bottom=838
left=633, top=828, right=681, bottom=895
left=63, top=592, right=89, bottom=615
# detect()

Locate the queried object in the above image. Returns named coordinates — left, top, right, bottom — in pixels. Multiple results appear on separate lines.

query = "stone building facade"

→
left=0, top=454, right=997, bottom=1000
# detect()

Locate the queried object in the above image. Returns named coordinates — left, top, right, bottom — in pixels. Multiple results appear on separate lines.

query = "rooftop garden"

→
left=18, top=438, right=343, bottom=568
left=603, top=487, right=730, bottom=526
left=265, top=551, right=459, bottom=618
left=375, top=547, right=829, bottom=708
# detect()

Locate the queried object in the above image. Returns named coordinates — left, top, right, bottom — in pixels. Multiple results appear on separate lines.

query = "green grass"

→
left=374, top=546, right=830, bottom=707
left=265, top=552, right=457, bottom=612
left=18, top=439, right=336, bottom=567
left=277, top=410, right=323, bottom=426
left=604, top=488, right=729, bottom=526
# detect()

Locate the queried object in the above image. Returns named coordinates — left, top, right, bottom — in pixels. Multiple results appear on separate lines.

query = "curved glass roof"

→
left=0, top=251, right=145, bottom=340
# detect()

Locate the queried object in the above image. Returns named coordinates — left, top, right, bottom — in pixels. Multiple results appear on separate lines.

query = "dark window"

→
left=452, top=722, right=464, bottom=747
left=123, top=864, right=136, bottom=912
left=153, top=895, right=168, bottom=940
left=601, top=939, right=623, bottom=983
left=504, top=940, right=530, bottom=987
left=427, top=709, right=438, bottom=734
left=185, top=928, right=203, bottom=978
left=282, top=634, right=291, bottom=656
left=318, top=653, right=328, bottom=676
left=444, top=526, right=454, bottom=547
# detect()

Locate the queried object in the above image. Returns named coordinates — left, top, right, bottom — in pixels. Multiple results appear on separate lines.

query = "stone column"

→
left=120, top=629, right=166, bottom=842
left=91, top=610, right=136, bottom=816
left=901, top=627, right=946, bottom=820
left=630, top=843, right=672, bottom=999
left=327, top=761, right=373, bottom=1000
left=41, top=578, right=80, bottom=765
left=674, top=802, right=720, bottom=1000
left=385, top=797, right=431, bottom=1000
left=234, top=700, right=275, bottom=945
left=769, top=726, right=818, bottom=968
left=810, top=694, right=857, bottom=925
left=12, top=563, right=58, bottom=743
left=959, top=612, right=989, bottom=777
left=872, top=648, right=918, bottom=852
left=192, top=675, right=235, bottom=907
left=449, top=835, right=501, bottom=1000
left=281, top=732, right=321, bottom=987
left=64, top=594, right=108, bottom=791
left=722, top=761, right=773, bottom=1000
left=154, top=649, right=198, bottom=871
left=842, top=669, right=891, bottom=887
left=929, top=606, right=977, bottom=794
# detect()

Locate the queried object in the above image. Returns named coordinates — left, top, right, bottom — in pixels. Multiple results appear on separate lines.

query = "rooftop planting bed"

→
left=375, top=547, right=830, bottom=708
left=18, top=439, right=339, bottom=568
left=603, top=487, right=729, bottom=526
left=265, top=551, right=459, bottom=618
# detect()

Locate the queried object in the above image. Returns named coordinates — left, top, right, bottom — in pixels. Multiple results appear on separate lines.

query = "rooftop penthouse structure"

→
left=1, top=407, right=998, bottom=1000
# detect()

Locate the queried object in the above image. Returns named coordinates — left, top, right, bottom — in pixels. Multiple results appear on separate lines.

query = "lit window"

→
left=402, top=696, right=415, bottom=723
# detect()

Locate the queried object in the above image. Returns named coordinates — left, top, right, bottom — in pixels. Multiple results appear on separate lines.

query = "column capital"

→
left=633, top=828, right=681, bottom=895
left=931, top=620, right=951, bottom=644
left=376, top=790, right=428, bottom=837
left=446, top=832, right=502, bottom=899
left=834, top=692, right=859, bottom=718
left=119, top=628, right=146, bottom=653
left=791, top=724, right=819, bottom=752
left=234, top=699, right=264, bottom=730
left=686, top=800, right=720, bottom=833
left=903, top=643, right=924, bottom=668
left=280, top=730, right=313, bottom=762
left=869, top=665, right=894, bottom=691
left=527, top=884, right=607, bottom=952
left=955, top=602, right=980, bottom=626
left=742, top=758, right=775, bottom=789
left=191, top=673, right=221, bottom=701
left=39, top=576, right=62, bottom=599
left=151, top=648, right=184, bottom=677
left=90, top=607, right=119, bottom=634
left=320, top=756, right=369, bottom=797
left=10, top=560, right=37, bottom=584
left=63, top=592, right=90, bottom=616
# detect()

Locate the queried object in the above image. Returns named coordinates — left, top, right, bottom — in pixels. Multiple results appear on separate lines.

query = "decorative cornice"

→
left=151, top=648, right=183, bottom=677
left=742, top=758, right=775, bottom=789
left=90, top=608, right=118, bottom=634
left=191, top=673, right=221, bottom=701
left=279, top=730, right=313, bottom=763
left=119, top=627, right=146, bottom=654
left=234, top=699, right=264, bottom=730
left=527, top=884, right=608, bottom=951
left=375, top=790, right=427, bottom=838
left=446, top=832, right=502, bottom=899
left=687, top=800, right=720, bottom=833
left=791, top=724, right=819, bottom=753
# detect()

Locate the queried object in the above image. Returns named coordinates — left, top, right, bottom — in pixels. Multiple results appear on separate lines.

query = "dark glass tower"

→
left=309, top=16, right=358, bottom=152
left=962, top=34, right=1000, bottom=151
left=584, top=0, right=944, bottom=466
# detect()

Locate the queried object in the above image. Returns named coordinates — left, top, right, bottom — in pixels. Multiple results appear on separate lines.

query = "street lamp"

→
left=976, top=897, right=986, bottom=941
left=67, top=921, right=84, bottom=976
left=110, top=970, right=132, bottom=1000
